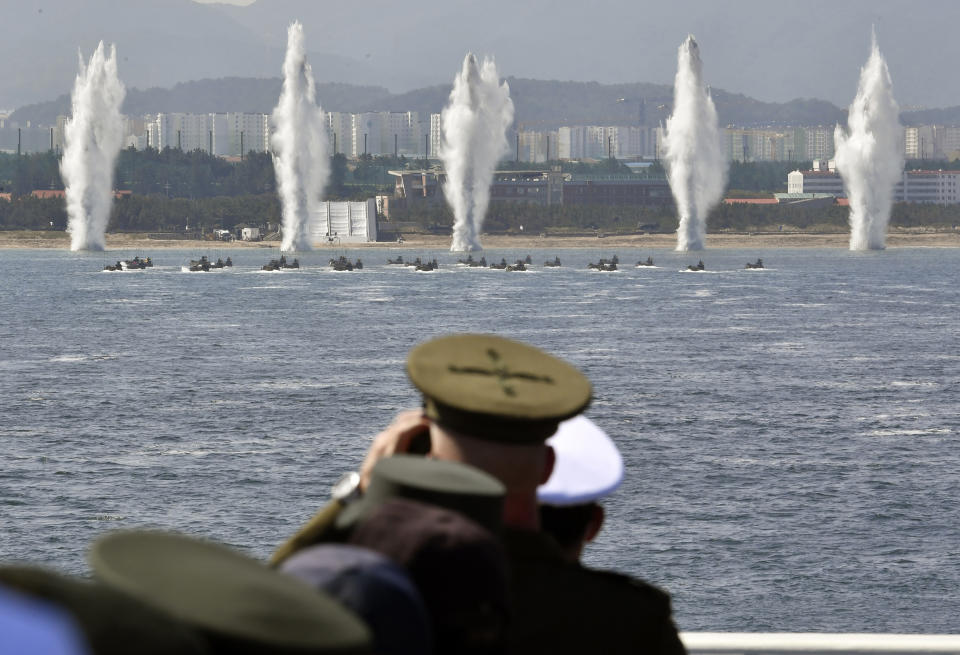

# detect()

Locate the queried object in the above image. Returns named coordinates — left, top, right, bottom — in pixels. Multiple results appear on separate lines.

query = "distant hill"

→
left=11, top=79, right=393, bottom=125
left=11, top=76, right=960, bottom=130
left=900, top=106, right=960, bottom=126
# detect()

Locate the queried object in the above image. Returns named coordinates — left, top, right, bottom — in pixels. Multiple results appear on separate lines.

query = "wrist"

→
left=331, top=471, right=362, bottom=504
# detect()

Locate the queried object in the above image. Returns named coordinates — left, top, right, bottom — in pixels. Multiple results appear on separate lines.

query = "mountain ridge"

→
left=10, top=76, right=959, bottom=130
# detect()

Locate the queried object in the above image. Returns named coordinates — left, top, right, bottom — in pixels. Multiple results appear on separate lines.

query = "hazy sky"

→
left=2, top=0, right=958, bottom=110
left=201, top=0, right=960, bottom=109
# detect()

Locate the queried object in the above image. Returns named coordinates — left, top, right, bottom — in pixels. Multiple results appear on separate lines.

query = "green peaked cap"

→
left=336, top=455, right=506, bottom=534
left=407, top=334, right=592, bottom=443
left=89, top=531, right=371, bottom=654
left=0, top=566, right=209, bottom=655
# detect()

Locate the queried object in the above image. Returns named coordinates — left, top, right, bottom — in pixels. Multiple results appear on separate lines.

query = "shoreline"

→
left=2, top=229, right=959, bottom=250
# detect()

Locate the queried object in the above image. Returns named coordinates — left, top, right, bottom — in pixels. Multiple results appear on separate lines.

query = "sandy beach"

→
left=2, top=228, right=959, bottom=250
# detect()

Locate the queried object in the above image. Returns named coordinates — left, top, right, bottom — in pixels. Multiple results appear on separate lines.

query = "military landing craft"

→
left=457, top=254, right=486, bottom=267
left=328, top=256, right=362, bottom=271
left=122, top=256, right=153, bottom=270
left=262, top=255, right=300, bottom=271
left=588, top=256, right=618, bottom=271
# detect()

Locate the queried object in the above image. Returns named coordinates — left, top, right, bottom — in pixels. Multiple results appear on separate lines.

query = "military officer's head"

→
left=537, top=415, right=624, bottom=562
left=405, top=333, right=592, bottom=529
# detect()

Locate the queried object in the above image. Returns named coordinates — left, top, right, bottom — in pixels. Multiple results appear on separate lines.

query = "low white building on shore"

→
left=787, top=167, right=960, bottom=204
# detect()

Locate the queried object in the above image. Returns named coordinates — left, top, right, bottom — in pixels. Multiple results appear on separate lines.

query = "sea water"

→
left=1, top=246, right=957, bottom=632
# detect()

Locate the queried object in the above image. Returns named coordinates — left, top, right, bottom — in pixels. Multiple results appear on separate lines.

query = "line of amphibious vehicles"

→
left=104, top=254, right=765, bottom=272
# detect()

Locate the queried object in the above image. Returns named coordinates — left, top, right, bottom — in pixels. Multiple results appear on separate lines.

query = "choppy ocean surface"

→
left=1, top=245, right=957, bottom=633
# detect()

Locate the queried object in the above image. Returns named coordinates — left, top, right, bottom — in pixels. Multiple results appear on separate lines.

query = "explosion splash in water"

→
left=271, top=21, right=329, bottom=252
left=61, top=42, right=125, bottom=252
left=662, top=35, right=726, bottom=252
left=834, top=31, right=903, bottom=251
left=440, top=53, right=514, bottom=252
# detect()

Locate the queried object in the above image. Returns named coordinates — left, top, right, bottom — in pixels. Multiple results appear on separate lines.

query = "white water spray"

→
left=61, top=42, right=125, bottom=252
left=440, top=53, right=514, bottom=252
left=834, top=32, right=903, bottom=251
left=662, top=35, right=726, bottom=252
left=271, top=21, right=329, bottom=252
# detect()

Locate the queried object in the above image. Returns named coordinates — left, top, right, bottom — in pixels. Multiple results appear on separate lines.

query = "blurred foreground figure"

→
left=281, top=543, right=433, bottom=655
left=89, top=531, right=371, bottom=654
left=0, top=585, right=88, bottom=655
left=0, top=566, right=208, bottom=655
left=275, top=333, right=684, bottom=655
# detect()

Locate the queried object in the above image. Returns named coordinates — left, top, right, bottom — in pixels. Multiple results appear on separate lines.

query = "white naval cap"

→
left=537, top=415, right=623, bottom=506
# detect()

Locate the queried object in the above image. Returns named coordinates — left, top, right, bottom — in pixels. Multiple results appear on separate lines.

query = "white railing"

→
left=681, top=633, right=960, bottom=654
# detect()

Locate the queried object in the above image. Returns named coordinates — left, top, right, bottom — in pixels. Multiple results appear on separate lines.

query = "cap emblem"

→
left=447, top=348, right=556, bottom=397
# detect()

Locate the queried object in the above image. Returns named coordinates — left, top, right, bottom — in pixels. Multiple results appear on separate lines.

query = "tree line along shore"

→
left=2, top=149, right=960, bottom=237
left=3, top=230, right=959, bottom=252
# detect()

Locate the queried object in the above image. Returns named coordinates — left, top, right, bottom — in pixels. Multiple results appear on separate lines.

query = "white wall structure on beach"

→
left=310, top=199, right=378, bottom=243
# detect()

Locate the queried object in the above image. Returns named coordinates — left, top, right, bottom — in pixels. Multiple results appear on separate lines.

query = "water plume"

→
left=834, top=31, right=903, bottom=251
left=271, top=21, right=329, bottom=252
left=61, top=42, right=125, bottom=252
left=440, top=53, right=514, bottom=252
left=662, top=35, right=726, bottom=251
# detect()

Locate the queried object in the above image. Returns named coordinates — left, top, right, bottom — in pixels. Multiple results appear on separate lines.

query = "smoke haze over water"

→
left=61, top=42, right=125, bottom=252
left=834, top=32, right=903, bottom=251
left=272, top=21, right=329, bottom=252
left=663, top=36, right=726, bottom=252
left=441, top=53, right=514, bottom=252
